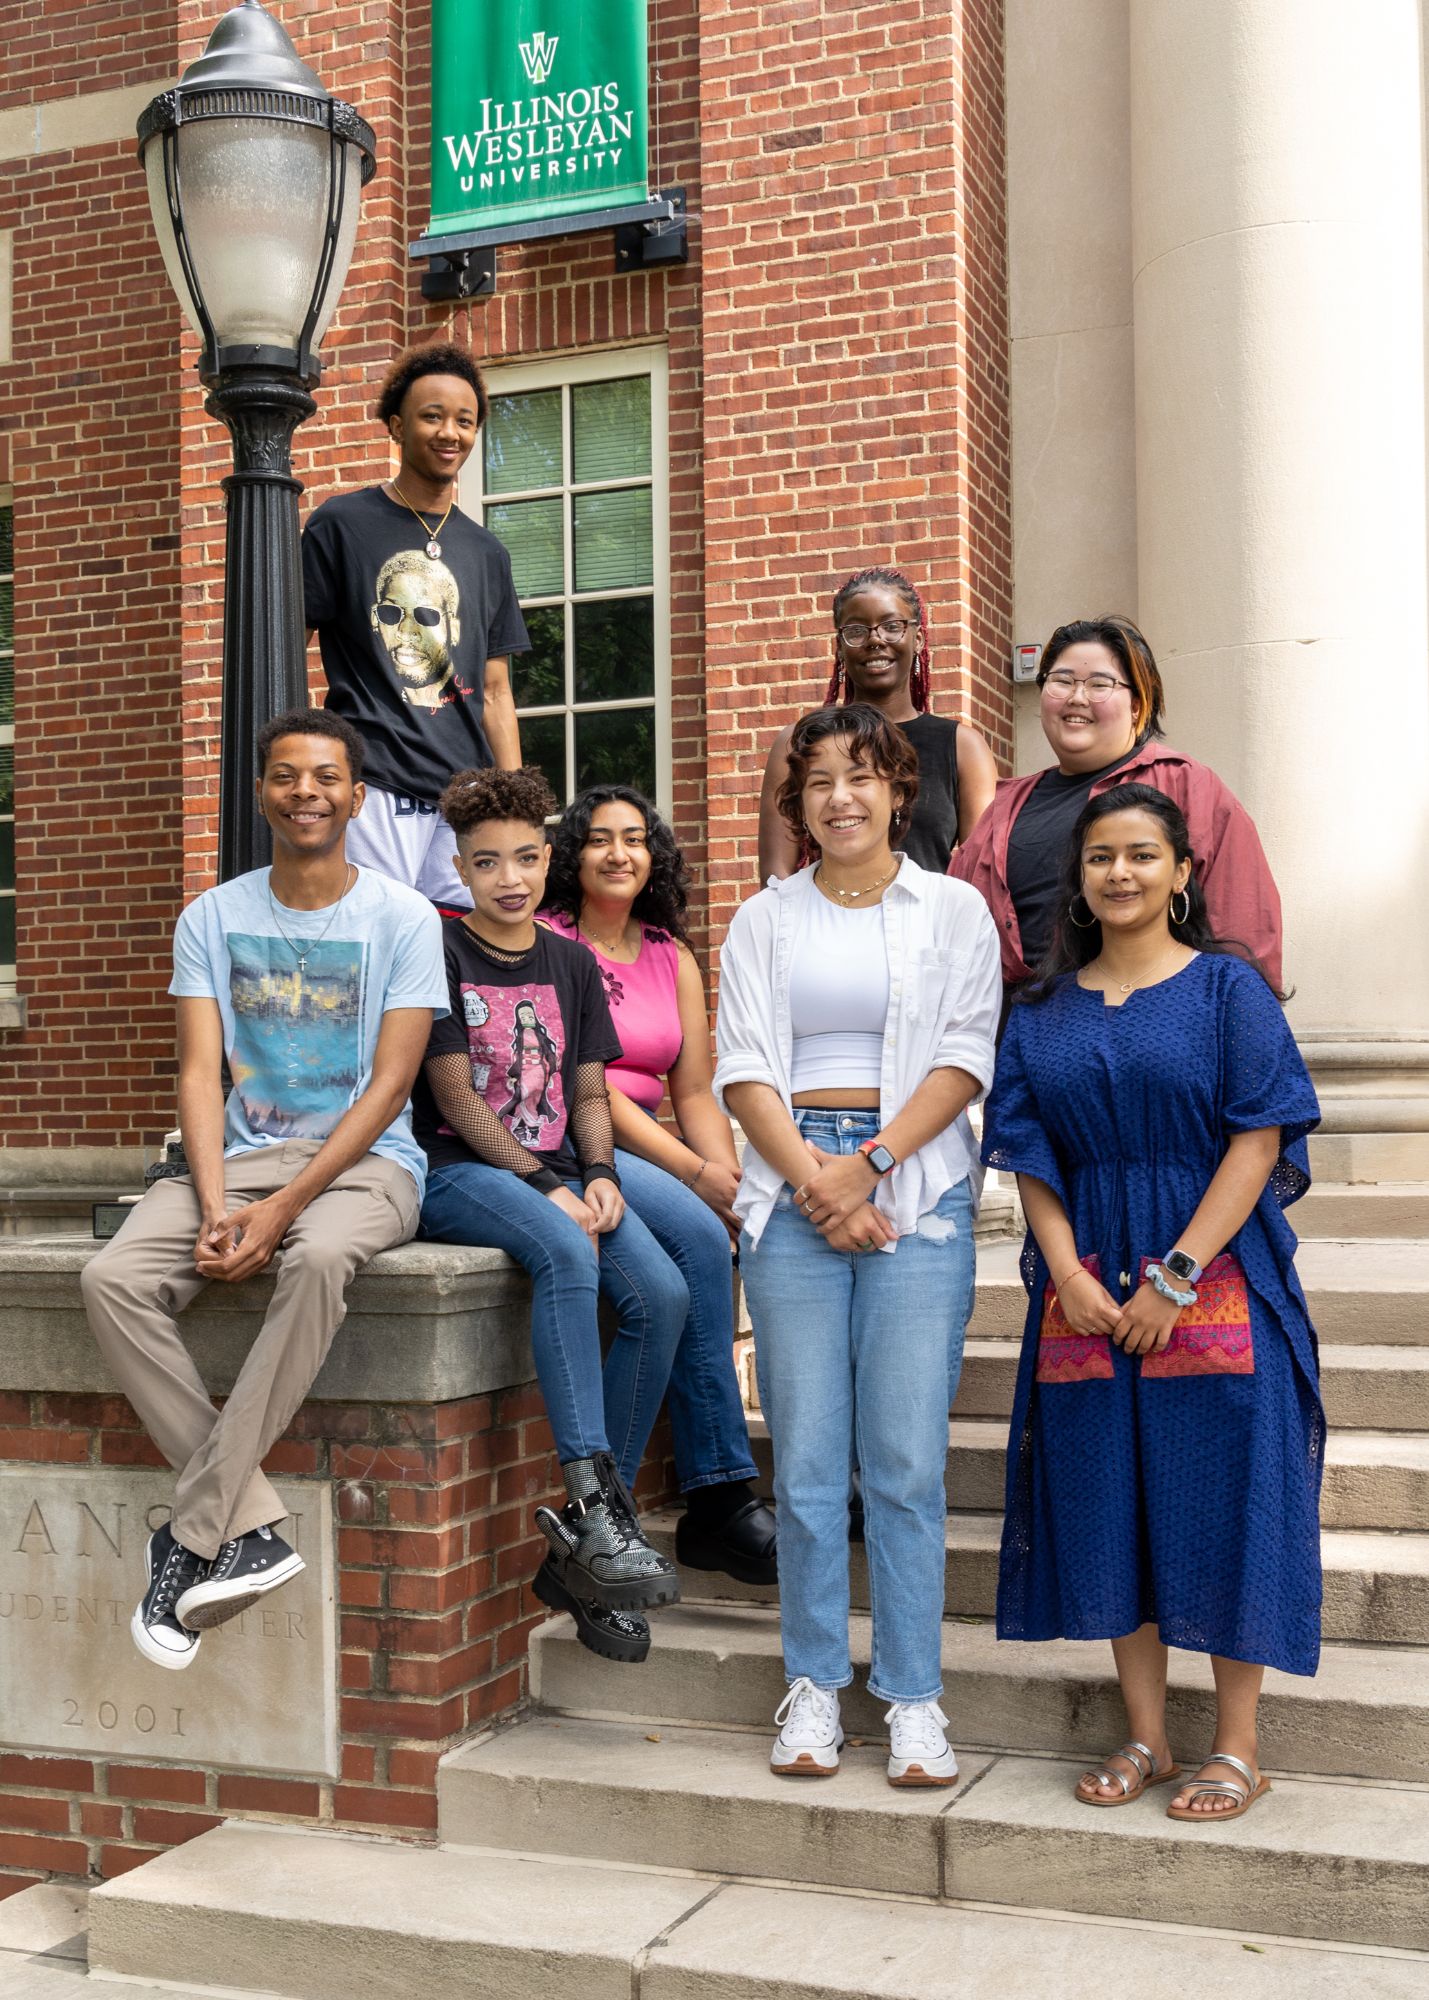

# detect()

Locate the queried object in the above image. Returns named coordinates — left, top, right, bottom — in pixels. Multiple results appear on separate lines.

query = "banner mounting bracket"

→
left=420, top=246, right=498, bottom=303
left=613, top=186, right=687, bottom=270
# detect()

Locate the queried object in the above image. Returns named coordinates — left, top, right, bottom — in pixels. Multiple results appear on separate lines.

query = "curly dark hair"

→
left=776, top=704, right=920, bottom=853
left=375, top=343, right=488, bottom=429
left=1019, top=782, right=1285, bottom=1001
left=256, top=707, right=365, bottom=782
left=440, top=766, right=555, bottom=841
left=826, top=566, right=931, bottom=712
left=544, top=785, right=691, bottom=945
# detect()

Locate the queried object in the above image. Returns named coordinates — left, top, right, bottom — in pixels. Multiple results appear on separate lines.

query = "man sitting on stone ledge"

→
left=81, top=708, right=447, bottom=1671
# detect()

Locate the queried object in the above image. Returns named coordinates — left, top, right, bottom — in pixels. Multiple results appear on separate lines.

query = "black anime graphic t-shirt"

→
left=302, top=487, right=529, bottom=803
left=416, top=923, right=622, bottom=1180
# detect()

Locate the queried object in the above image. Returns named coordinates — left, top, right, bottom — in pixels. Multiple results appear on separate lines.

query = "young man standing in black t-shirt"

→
left=302, top=343, right=530, bottom=910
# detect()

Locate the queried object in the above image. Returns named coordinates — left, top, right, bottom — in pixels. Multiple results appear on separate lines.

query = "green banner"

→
left=429, top=0, right=649, bottom=236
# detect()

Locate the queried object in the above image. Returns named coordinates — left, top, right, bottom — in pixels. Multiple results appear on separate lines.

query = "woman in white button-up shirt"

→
left=716, top=704, right=1001, bottom=1790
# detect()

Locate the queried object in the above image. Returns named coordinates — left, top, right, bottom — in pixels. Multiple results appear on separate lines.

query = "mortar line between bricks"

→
left=632, top=1880, right=728, bottom=1998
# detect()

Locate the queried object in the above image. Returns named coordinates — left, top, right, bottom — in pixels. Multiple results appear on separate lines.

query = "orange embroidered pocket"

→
left=1139, top=1253, right=1255, bottom=1379
left=1036, top=1254, right=1114, bottom=1383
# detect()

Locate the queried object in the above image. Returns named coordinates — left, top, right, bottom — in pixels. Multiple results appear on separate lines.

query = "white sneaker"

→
left=885, top=1699, right=959, bottom=1787
left=770, top=1677, right=844, bottom=1776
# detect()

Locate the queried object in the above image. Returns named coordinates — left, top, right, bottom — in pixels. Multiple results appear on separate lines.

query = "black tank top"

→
left=897, top=713, right=961, bottom=873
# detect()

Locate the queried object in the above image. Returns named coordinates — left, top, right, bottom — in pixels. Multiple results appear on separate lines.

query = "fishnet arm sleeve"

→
left=424, top=1051, right=563, bottom=1193
left=569, top=1060, right=619, bottom=1188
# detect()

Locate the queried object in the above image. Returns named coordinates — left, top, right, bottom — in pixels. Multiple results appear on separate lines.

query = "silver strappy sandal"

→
left=1165, top=1751, right=1271, bottom=1822
left=1076, top=1739, right=1182, bottom=1808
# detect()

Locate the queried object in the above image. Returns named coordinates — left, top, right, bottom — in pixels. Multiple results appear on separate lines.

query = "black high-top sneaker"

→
left=534, top=1452, right=680, bottom=1613
left=131, top=1522, right=206, bottom=1670
left=175, top=1524, right=304, bottom=1630
left=533, top=1557, right=652, bottom=1664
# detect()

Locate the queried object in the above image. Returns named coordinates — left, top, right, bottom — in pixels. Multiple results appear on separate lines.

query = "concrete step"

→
left=953, top=1339, right=1429, bottom=1430
left=532, top=1605, right=1429, bottom=1783
left=439, top=1715, right=995, bottom=1899
left=966, top=1237, right=1429, bottom=1346
left=1294, top=1184, right=1429, bottom=1240
left=81, top=1820, right=1429, bottom=2000
left=438, top=1718, right=1429, bottom=1950
left=650, top=1507, right=1429, bottom=1645
left=87, top=1819, right=711, bottom=2000
left=1324, top=1432, right=1429, bottom=1530
left=945, top=1753, right=1429, bottom=1952
left=641, top=1881, right=1429, bottom=1999
left=749, top=1415, right=1429, bottom=1531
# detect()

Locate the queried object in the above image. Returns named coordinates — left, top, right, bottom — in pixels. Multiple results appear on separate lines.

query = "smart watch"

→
left=858, top=1140, right=897, bottom=1177
left=1162, top=1248, right=1203, bottom=1285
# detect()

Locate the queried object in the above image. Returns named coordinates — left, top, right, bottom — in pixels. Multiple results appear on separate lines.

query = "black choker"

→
left=463, top=921, right=536, bottom=965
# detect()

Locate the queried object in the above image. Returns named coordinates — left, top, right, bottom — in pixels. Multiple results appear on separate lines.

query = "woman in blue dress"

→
left=982, top=782, right=1321, bottom=1823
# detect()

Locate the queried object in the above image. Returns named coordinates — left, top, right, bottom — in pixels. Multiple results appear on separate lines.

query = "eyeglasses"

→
left=1040, top=670, right=1131, bottom=703
left=377, top=601, right=442, bottom=628
left=838, top=617, right=916, bottom=645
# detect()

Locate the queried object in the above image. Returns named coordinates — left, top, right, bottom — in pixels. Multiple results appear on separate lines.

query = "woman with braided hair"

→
left=757, top=568, right=998, bottom=881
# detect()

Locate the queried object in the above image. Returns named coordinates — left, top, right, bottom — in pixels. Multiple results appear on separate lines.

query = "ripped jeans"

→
left=739, top=1109, right=976, bottom=1704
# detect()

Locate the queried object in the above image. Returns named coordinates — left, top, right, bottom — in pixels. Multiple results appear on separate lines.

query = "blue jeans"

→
left=739, top=1109, right=976, bottom=1704
left=614, top=1149, right=758, bottom=1492
left=420, top=1162, right=687, bottom=1482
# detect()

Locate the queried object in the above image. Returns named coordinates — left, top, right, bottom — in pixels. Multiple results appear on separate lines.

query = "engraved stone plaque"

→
left=0, top=1467, right=337, bottom=1777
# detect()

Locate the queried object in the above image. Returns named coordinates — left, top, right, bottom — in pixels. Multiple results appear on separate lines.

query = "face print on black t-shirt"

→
left=302, top=488, right=530, bottom=803
left=370, top=550, right=464, bottom=710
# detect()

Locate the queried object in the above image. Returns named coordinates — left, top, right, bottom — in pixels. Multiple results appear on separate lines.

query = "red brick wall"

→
left=698, top=0, right=1012, bottom=943
left=0, top=96, right=185, bottom=1146
left=0, top=0, right=1013, bottom=1130
left=0, top=1382, right=679, bottom=1894
left=0, top=3, right=172, bottom=108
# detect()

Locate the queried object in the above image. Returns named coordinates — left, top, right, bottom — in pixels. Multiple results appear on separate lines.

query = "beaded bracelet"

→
left=683, top=1158, right=707, bottom=1189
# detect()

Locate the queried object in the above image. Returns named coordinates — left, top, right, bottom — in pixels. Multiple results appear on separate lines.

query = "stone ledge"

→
left=0, top=1236, right=537, bottom=1404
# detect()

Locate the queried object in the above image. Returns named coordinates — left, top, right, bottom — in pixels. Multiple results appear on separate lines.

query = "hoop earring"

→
left=1068, top=895, right=1098, bottom=930
left=1170, top=890, right=1190, bottom=927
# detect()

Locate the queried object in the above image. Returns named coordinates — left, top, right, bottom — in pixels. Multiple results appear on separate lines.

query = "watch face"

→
left=867, top=1145, right=896, bottom=1175
left=1164, top=1250, right=1197, bottom=1281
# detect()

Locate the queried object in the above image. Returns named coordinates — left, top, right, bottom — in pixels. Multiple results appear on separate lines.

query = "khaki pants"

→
left=81, top=1142, right=418, bottom=1559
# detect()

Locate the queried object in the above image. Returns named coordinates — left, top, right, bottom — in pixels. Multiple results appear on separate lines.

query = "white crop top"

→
left=789, top=891, right=890, bottom=1093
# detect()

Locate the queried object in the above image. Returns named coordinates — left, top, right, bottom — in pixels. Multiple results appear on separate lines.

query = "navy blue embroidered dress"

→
left=982, top=954, right=1324, bottom=1676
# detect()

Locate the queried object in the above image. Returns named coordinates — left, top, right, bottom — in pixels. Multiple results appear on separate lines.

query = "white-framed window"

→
left=465, top=345, right=669, bottom=814
left=0, top=489, right=13, bottom=989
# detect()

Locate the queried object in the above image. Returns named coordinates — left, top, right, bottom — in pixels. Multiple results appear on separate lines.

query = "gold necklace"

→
left=1094, top=950, right=1188, bottom=995
left=389, top=481, right=456, bottom=560
left=816, top=860, right=898, bottom=903
left=579, top=915, right=637, bottom=958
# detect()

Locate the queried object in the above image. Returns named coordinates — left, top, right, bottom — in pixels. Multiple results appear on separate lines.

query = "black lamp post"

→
left=138, top=0, right=375, bottom=881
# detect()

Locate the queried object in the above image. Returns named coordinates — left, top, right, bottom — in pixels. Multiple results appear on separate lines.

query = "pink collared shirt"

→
left=949, top=742, right=1284, bottom=991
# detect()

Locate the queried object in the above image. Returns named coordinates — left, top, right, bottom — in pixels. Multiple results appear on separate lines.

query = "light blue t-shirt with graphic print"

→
left=170, top=866, right=448, bottom=1201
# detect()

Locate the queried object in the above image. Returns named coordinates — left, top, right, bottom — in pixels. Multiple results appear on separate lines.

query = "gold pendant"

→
left=427, top=539, right=442, bottom=560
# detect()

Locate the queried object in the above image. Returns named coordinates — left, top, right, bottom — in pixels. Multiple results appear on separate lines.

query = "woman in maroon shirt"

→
left=951, top=616, right=1283, bottom=994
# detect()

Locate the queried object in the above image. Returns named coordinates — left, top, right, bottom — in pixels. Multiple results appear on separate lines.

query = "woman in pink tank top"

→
left=544, top=786, right=776, bottom=1619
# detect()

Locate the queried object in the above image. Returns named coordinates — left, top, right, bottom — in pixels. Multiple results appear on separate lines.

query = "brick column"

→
left=698, top=0, right=1012, bottom=937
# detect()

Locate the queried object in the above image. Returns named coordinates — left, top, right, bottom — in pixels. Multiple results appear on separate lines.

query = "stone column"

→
left=1129, top=0, right=1429, bottom=1178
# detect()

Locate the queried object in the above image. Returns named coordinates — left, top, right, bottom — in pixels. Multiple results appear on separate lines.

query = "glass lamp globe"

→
left=137, top=0, right=376, bottom=377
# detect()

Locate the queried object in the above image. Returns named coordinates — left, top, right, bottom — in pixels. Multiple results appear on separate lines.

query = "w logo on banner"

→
left=519, top=31, right=559, bottom=84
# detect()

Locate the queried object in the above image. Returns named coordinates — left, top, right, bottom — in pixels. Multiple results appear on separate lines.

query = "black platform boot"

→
left=534, top=1453, right=680, bottom=1612
left=532, top=1558, right=652, bottom=1664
